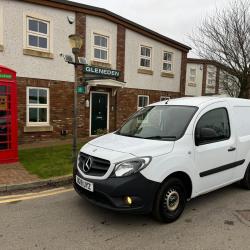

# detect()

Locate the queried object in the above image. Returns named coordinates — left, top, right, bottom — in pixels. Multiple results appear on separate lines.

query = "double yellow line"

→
left=0, top=187, right=73, bottom=204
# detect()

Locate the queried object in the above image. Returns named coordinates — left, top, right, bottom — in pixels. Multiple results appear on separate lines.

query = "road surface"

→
left=0, top=184, right=250, bottom=250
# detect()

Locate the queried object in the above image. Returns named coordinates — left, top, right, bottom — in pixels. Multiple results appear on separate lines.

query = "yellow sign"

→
left=0, top=96, right=7, bottom=111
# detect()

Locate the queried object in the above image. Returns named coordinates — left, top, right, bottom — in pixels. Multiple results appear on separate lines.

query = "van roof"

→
left=150, top=96, right=250, bottom=107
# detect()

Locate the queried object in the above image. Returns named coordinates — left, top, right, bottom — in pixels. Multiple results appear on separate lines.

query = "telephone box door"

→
left=0, top=65, right=18, bottom=163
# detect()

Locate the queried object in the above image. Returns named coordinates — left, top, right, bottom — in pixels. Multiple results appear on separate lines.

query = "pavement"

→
left=0, top=183, right=250, bottom=250
left=0, top=137, right=90, bottom=188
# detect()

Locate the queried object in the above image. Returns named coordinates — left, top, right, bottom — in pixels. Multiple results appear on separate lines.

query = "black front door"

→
left=91, top=92, right=108, bottom=135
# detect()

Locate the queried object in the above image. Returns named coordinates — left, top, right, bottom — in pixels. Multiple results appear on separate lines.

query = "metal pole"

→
left=72, top=50, right=78, bottom=167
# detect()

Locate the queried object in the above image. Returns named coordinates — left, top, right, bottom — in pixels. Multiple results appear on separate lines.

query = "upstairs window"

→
left=189, top=68, right=196, bottom=82
left=138, top=95, right=149, bottom=110
left=93, top=34, right=109, bottom=62
left=27, top=87, right=49, bottom=126
left=163, top=52, right=173, bottom=72
left=27, top=17, right=50, bottom=51
left=140, top=46, right=152, bottom=68
left=207, top=71, right=216, bottom=85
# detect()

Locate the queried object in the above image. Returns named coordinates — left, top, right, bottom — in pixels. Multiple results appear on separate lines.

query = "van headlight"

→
left=112, top=157, right=152, bottom=177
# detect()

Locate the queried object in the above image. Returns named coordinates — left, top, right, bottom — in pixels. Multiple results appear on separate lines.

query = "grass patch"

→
left=19, top=142, right=86, bottom=179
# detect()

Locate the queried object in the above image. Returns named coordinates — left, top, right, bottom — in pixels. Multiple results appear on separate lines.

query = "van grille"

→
left=78, top=152, right=110, bottom=177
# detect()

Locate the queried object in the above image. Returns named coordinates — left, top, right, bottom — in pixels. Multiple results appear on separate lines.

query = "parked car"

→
left=73, top=97, right=250, bottom=223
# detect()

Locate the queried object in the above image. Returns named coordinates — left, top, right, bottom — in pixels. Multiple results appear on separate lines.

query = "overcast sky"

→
left=71, top=0, right=229, bottom=55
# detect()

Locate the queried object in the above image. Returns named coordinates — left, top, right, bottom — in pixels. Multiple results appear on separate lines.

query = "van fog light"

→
left=124, top=196, right=133, bottom=205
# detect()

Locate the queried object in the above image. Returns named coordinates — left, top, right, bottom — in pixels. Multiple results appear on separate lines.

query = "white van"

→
left=74, top=97, right=250, bottom=223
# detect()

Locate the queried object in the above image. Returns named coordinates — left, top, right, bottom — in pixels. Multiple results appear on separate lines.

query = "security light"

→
left=78, top=57, right=87, bottom=65
left=63, top=54, right=74, bottom=63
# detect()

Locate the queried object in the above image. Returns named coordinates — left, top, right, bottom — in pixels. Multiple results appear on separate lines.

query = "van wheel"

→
left=240, top=164, right=250, bottom=190
left=153, top=178, right=186, bottom=223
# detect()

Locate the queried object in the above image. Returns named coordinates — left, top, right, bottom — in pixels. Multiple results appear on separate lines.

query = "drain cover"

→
left=235, top=210, right=250, bottom=226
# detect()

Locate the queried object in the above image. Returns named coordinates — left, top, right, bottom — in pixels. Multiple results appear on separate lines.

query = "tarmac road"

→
left=0, top=184, right=250, bottom=250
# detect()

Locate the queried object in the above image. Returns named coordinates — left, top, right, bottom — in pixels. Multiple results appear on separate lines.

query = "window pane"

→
left=94, top=48, right=101, bottom=59
left=195, top=108, right=230, bottom=143
left=29, top=35, right=38, bottom=47
left=145, top=48, right=150, bottom=57
left=29, top=89, right=38, bottom=104
left=39, top=21, right=47, bottom=34
left=29, top=108, right=38, bottom=122
left=163, top=63, right=171, bottom=71
left=100, top=50, right=107, bottom=60
left=167, top=53, right=172, bottom=61
left=39, top=89, right=47, bottom=104
left=38, top=108, right=47, bottom=122
left=100, top=37, right=107, bottom=47
left=94, top=35, right=101, bottom=46
left=39, top=37, right=47, bottom=49
left=139, top=97, right=143, bottom=107
left=140, top=58, right=150, bottom=67
left=29, top=19, right=38, bottom=32
left=142, top=97, right=148, bottom=107
left=141, top=47, right=146, bottom=56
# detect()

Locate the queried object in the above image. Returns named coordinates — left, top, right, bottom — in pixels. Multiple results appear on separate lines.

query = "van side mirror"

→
left=195, top=127, right=218, bottom=145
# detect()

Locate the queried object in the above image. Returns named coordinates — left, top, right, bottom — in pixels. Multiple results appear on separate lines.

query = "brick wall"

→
left=116, top=88, right=181, bottom=128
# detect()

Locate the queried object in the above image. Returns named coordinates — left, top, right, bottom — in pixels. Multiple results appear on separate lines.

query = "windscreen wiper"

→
left=144, top=136, right=177, bottom=140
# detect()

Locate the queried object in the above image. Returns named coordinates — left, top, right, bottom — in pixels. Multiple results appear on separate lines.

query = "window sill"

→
left=0, top=45, right=3, bottom=52
left=24, top=125, right=53, bottom=133
left=91, top=60, right=111, bottom=68
left=23, top=49, right=54, bottom=59
left=137, top=68, right=153, bottom=75
left=161, top=72, right=174, bottom=78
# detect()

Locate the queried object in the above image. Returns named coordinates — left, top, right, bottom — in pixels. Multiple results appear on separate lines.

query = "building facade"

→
left=0, top=0, right=190, bottom=144
left=185, top=58, right=238, bottom=97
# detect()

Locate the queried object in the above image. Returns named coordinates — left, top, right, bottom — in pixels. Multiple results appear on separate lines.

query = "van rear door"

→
left=194, top=101, right=236, bottom=193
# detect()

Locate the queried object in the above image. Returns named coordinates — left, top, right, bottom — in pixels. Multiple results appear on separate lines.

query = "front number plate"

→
left=76, top=175, right=94, bottom=192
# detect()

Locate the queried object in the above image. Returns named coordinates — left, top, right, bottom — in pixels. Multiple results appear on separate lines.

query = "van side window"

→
left=195, top=108, right=230, bottom=145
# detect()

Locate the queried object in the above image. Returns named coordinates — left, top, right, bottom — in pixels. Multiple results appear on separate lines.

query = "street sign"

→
left=77, top=86, right=85, bottom=94
left=0, top=74, right=12, bottom=79
left=83, top=65, right=120, bottom=78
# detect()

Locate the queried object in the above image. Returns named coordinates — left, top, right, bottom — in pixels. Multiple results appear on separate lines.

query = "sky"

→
left=71, top=0, right=229, bottom=55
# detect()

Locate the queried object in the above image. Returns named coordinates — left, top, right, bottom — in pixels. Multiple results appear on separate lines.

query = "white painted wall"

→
left=0, top=0, right=75, bottom=82
left=185, top=63, right=203, bottom=96
left=85, top=15, right=117, bottom=69
left=124, top=29, right=182, bottom=92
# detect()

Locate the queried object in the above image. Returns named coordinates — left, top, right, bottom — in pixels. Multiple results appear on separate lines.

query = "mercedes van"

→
left=73, top=97, right=250, bottom=223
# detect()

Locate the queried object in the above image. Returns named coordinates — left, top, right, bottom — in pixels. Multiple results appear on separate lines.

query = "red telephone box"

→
left=0, top=65, right=18, bottom=163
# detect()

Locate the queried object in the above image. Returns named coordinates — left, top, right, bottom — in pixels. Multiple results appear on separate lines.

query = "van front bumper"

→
left=73, top=169, right=160, bottom=214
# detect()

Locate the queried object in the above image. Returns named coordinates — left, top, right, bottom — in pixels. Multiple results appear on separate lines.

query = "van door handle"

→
left=228, top=147, right=236, bottom=152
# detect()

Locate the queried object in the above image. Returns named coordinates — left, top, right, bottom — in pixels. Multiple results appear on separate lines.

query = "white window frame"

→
left=139, top=45, right=152, bottom=69
left=162, top=51, right=173, bottom=72
left=26, top=87, right=50, bottom=126
left=93, top=33, right=109, bottom=63
left=137, top=95, right=149, bottom=110
left=189, top=68, right=196, bottom=83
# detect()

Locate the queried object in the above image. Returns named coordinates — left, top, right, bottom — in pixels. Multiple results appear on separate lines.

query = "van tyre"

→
left=153, top=178, right=186, bottom=223
left=240, top=164, right=250, bottom=190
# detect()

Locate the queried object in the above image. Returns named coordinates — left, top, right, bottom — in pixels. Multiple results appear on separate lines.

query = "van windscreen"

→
left=116, top=105, right=198, bottom=141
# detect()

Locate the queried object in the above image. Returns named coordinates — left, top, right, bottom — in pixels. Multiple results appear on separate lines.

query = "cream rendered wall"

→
left=0, top=0, right=75, bottom=82
left=124, top=29, right=182, bottom=92
left=185, top=63, right=203, bottom=96
left=85, top=15, right=117, bottom=69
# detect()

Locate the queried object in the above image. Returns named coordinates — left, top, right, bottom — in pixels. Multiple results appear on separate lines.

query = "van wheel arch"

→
left=160, top=172, right=193, bottom=199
